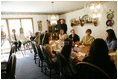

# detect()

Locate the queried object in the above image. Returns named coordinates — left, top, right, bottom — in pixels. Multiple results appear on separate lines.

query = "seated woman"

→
left=61, top=38, right=72, bottom=60
left=81, top=39, right=117, bottom=79
left=34, top=32, right=40, bottom=46
left=69, top=29, right=80, bottom=44
left=19, top=27, right=29, bottom=45
left=105, top=29, right=117, bottom=52
left=80, top=29, right=94, bottom=45
left=60, top=38, right=77, bottom=78
left=45, top=45, right=56, bottom=58
left=59, top=29, right=68, bottom=41
left=48, top=34, right=54, bottom=45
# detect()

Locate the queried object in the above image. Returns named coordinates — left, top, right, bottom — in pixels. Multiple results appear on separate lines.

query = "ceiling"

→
left=1, top=1, right=88, bottom=14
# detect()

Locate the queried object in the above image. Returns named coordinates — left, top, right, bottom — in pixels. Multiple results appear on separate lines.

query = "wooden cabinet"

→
left=47, top=19, right=66, bottom=40
left=47, top=20, right=60, bottom=40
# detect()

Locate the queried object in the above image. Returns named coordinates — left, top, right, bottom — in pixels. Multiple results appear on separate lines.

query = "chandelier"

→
left=48, top=1, right=59, bottom=25
left=85, top=2, right=101, bottom=18
left=90, top=2, right=101, bottom=10
left=89, top=2, right=101, bottom=18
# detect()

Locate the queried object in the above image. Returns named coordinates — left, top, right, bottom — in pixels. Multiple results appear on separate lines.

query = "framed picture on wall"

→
left=37, top=21, right=42, bottom=31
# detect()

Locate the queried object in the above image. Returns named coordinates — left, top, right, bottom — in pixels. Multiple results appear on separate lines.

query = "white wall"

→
left=1, top=2, right=117, bottom=40
left=1, top=14, right=49, bottom=34
left=60, top=2, right=117, bottom=40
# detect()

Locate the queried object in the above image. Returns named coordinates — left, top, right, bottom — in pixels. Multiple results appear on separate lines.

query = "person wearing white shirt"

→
left=11, top=29, right=21, bottom=51
left=59, top=29, right=68, bottom=41
left=19, top=27, right=28, bottom=43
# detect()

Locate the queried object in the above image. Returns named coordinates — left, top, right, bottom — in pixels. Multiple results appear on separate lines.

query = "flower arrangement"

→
left=1, top=25, right=6, bottom=39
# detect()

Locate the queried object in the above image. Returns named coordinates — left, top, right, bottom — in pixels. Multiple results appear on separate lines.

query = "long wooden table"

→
left=48, top=40, right=117, bottom=68
left=48, top=40, right=90, bottom=60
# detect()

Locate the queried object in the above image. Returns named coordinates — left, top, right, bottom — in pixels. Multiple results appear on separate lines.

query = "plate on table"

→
left=73, top=47, right=80, bottom=51
left=71, top=52, right=78, bottom=59
left=78, top=52, right=86, bottom=56
left=55, top=40, right=59, bottom=43
left=79, top=45, right=85, bottom=48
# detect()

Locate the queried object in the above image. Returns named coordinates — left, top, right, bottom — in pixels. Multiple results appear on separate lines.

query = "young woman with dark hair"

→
left=82, top=38, right=117, bottom=78
left=61, top=38, right=72, bottom=60
left=60, top=38, right=77, bottom=78
left=106, top=29, right=117, bottom=51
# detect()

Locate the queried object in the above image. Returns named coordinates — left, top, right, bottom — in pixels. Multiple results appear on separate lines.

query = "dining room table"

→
left=48, top=40, right=117, bottom=68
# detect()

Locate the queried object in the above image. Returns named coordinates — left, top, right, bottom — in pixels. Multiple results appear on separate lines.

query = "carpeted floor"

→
left=15, top=50, right=57, bottom=79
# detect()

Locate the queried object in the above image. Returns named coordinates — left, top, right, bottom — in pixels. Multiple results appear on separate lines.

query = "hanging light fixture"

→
left=90, top=2, right=101, bottom=10
left=48, top=1, right=59, bottom=25
left=89, top=2, right=101, bottom=18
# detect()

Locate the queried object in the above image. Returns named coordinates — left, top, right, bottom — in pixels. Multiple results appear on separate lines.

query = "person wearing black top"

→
left=60, top=38, right=77, bottom=78
left=43, top=31, right=50, bottom=45
left=78, top=39, right=117, bottom=79
left=59, top=19, right=67, bottom=34
left=69, top=29, right=80, bottom=43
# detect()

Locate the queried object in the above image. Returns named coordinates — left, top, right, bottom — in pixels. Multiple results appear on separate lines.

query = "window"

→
left=1, top=18, right=34, bottom=53
left=8, top=19, right=21, bottom=35
left=21, top=19, right=33, bottom=38
left=1, top=20, right=10, bottom=53
left=1, top=20, right=8, bottom=36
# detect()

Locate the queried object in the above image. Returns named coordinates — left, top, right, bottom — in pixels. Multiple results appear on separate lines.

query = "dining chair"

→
left=37, top=45, right=46, bottom=71
left=40, top=33, right=44, bottom=45
left=57, top=52, right=78, bottom=79
left=76, top=62, right=111, bottom=79
left=11, top=42, right=25, bottom=56
left=53, top=51, right=62, bottom=78
left=1, top=53, right=16, bottom=79
left=1, top=46, right=15, bottom=73
left=31, top=41, right=39, bottom=64
left=43, top=46, right=57, bottom=78
left=23, top=41, right=32, bottom=54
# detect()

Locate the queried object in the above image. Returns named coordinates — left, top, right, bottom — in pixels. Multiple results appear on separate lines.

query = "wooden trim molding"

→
left=31, top=18, right=35, bottom=35
left=1, top=18, right=35, bottom=40
left=20, top=19, right=22, bottom=28
left=1, top=18, right=33, bottom=20
left=1, top=12, right=60, bottom=15
left=6, top=19, right=11, bottom=43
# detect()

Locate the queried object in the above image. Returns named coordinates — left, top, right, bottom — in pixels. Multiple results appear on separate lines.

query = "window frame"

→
left=1, top=18, right=35, bottom=43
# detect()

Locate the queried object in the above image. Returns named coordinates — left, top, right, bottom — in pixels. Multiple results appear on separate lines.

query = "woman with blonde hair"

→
left=19, top=27, right=30, bottom=46
left=19, top=27, right=27, bottom=42
left=59, top=29, right=68, bottom=41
